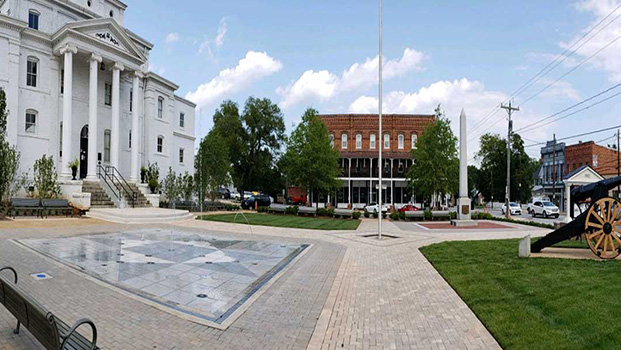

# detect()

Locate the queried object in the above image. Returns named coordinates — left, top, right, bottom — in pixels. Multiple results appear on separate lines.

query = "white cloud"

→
left=277, top=48, right=424, bottom=109
left=346, top=78, right=555, bottom=161
left=563, top=0, right=621, bottom=82
left=185, top=51, right=283, bottom=110
left=165, top=32, right=179, bottom=45
left=199, top=17, right=228, bottom=57
left=215, top=18, right=227, bottom=47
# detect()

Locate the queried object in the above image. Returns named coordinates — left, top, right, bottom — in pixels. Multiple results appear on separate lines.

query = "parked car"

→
left=531, top=201, right=560, bottom=218
left=364, top=203, right=389, bottom=213
left=398, top=204, right=420, bottom=213
left=289, top=194, right=307, bottom=206
left=231, top=191, right=241, bottom=201
left=241, top=193, right=271, bottom=209
left=218, top=188, right=230, bottom=199
left=501, top=202, right=522, bottom=215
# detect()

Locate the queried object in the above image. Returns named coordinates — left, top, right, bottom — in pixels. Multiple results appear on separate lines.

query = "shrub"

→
left=364, top=210, right=370, bottom=218
left=317, top=208, right=327, bottom=216
left=327, top=207, right=335, bottom=217
left=389, top=212, right=399, bottom=220
left=381, top=212, right=387, bottom=219
left=352, top=211, right=361, bottom=219
left=373, top=211, right=378, bottom=218
left=285, top=205, right=299, bottom=215
left=33, top=155, right=61, bottom=199
left=225, top=204, right=240, bottom=211
left=424, top=210, right=432, bottom=221
left=398, top=211, right=406, bottom=220
left=257, top=206, right=269, bottom=213
left=472, top=212, right=493, bottom=220
left=449, top=211, right=457, bottom=220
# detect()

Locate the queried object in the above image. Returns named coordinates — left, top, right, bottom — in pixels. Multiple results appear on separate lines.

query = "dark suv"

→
left=241, top=193, right=271, bottom=209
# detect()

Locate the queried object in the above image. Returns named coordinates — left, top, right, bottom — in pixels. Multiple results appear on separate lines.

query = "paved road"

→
left=486, top=207, right=567, bottom=225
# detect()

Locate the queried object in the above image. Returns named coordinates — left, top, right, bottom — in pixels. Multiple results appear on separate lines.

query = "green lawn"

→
left=197, top=213, right=360, bottom=230
left=421, top=239, right=621, bottom=350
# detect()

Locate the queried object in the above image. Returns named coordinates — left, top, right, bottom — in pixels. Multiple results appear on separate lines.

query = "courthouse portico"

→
left=53, top=18, right=148, bottom=181
left=0, top=0, right=196, bottom=208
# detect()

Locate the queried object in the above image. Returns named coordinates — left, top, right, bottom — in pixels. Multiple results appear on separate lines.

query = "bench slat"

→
left=0, top=275, right=97, bottom=350
left=57, top=320, right=99, bottom=350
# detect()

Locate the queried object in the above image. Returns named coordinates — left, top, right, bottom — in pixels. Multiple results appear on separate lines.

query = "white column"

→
left=60, top=44, right=77, bottom=179
left=565, top=183, right=571, bottom=223
left=86, top=53, right=102, bottom=181
left=130, top=71, right=143, bottom=182
left=110, top=62, right=124, bottom=169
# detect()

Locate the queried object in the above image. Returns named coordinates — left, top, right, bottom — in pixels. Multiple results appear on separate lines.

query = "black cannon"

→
left=531, top=175, right=621, bottom=259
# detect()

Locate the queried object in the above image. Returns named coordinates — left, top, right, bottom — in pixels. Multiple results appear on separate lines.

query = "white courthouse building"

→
left=0, top=0, right=196, bottom=208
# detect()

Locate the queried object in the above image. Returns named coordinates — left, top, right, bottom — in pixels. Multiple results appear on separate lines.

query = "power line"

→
left=520, top=29, right=621, bottom=107
left=512, top=4, right=621, bottom=102
left=467, top=3, right=621, bottom=135
left=515, top=82, right=621, bottom=133
left=524, top=124, right=621, bottom=148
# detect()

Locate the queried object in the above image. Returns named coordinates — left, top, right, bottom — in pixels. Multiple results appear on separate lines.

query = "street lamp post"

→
left=378, top=0, right=383, bottom=239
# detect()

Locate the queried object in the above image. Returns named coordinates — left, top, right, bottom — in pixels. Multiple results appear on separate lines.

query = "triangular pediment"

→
left=565, top=166, right=603, bottom=184
left=53, top=18, right=147, bottom=62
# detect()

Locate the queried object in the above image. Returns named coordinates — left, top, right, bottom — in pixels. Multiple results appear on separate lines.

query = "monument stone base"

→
left=451, top=197, right=478, bottom=227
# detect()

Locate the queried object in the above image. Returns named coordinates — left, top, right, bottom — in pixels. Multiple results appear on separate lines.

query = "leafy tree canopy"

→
left=475, top=132, right=538, bottom=204
left=407, top=107, right=459, bottom=208
left=280, top=108, right=340, bottom=206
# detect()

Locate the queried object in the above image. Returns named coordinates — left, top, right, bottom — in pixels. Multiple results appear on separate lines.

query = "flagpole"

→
left=378, top=0, right=383, bottom=240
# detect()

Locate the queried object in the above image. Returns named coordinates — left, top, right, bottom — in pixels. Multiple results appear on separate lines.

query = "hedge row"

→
left=471, top=212, right=555, bottom=229
left=258, top=205, right=361, bottom=220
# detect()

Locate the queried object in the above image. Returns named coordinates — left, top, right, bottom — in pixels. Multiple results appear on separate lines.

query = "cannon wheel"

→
left=584, top=197, right=621, bottom=259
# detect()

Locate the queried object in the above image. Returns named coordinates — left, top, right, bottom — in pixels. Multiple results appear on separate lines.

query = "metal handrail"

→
left=96, top=164, right=137, bottom=207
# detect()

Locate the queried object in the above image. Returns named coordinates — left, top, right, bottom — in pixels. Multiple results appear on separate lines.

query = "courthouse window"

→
left=26, top=58, right=38, bottom=87
left=180, top=113, right=185, bottom=128
left=179, top=148, right=184, bottom=164
left=356, top=134, right=362, bottom=149
left=104, top=83, right=112, bottom=106
left=341, top=133, right=348, bottom=149
left=370, top=133, right=376, bottom=149
left=329, top=134, right=334, bottom=148
left=25, top=110, right=37, bottom=133
left=411, top=133, right=417, bottom=149
left=384, top=134, right=390, bottom=149
left=158, top=97, right=164, bottom=118
left=398, top=134, right=404, bottom=149
left=104, top=130, right=111, bottom=162
left=28, top=10, right=39, bottom=30
left=157, top=136, right=164, bottom=153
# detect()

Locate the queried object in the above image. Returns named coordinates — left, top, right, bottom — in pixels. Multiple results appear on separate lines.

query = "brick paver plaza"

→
left=0, top=217, right=548, bottom=349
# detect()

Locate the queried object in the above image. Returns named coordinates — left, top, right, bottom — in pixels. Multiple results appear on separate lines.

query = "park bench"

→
left=0, top=267, right=99, bottom=350
left=268, top=204, right=288, bottom=213
left=333, top=208, right=353, bottom=218
left=10, top=198, right=43, bottom=219
left=404, top=211, right=425, bottom=220
left=431, top=211, right=451, bottom=221
left=298, top=206, right=317, bottom=216
left=42, top=199, right=73, bottom=218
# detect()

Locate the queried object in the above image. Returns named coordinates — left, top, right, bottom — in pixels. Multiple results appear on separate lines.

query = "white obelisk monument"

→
left=452, top=108, right=478, bottom=227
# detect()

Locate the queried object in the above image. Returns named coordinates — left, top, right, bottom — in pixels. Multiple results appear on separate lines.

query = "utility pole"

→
left=552, top=134, right=556, bottom=205
left=501, top=102, right=519, bottom=219
left=617, top=129, right=620, bottom=196
left=377, top=0, right=383, bottom=239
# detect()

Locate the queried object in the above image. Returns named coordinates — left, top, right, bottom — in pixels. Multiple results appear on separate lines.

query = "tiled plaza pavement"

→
left=0, top=217, right=550, bottom=349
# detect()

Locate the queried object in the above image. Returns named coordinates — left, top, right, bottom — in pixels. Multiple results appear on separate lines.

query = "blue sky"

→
left=124, top=0, right=621, bottom=159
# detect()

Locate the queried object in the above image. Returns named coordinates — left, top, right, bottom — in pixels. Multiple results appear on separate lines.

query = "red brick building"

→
left=565, top=141, right=620, bottom=178
left=318, top=114, right=435, bottom=208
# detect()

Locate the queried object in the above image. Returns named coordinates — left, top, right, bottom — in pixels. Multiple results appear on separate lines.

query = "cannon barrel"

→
left=571, top=175, right=621, bottom=203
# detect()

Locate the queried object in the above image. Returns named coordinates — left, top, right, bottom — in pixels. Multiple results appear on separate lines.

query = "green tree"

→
left=0, top=90, right=20, bottom=204
left=281, top=108, right=340, bottom=207
left=162, top=167, right=179, bottom=205
left=33, top=155, right=61, bottom=199
left=212, top=97, right=285, bottom=199
left=195, top=130, right=231, bottom=202
left=476, top=132, right=538, bottom=204
left=406, top=107, right=458, bottom=209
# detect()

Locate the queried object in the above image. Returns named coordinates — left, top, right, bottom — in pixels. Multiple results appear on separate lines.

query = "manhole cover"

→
left=147, top=262, right=155, bottom=265
left=197, top=294, right=207, bottom=298
left=30, top=272, right=52, bottom=280
left=205, top=261, right=212, bottom=264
